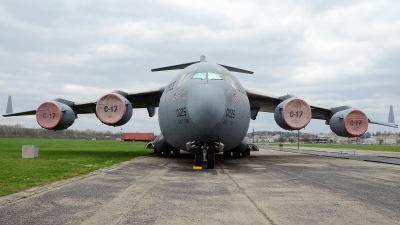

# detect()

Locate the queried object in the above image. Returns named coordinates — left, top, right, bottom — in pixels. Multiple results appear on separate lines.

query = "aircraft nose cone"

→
left=187, top=84, right=226, bottom=130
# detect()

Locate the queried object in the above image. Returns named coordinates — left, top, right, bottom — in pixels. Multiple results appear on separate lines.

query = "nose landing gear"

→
left=191, top=142, right=222, bottom=170
left=207, top=152, right=215, bottom=169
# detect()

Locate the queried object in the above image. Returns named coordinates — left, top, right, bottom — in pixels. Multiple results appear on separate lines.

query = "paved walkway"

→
left=264, top=145, right=400, bottom=165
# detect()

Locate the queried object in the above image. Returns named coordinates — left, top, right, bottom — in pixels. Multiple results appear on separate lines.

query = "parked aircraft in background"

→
left=3, top=56, right=397, bottom=169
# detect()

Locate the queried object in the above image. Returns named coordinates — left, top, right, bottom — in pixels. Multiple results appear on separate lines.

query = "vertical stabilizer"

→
left=388, top=105, right=395, bottom=124
left=6, top=96, right=13, bottom=114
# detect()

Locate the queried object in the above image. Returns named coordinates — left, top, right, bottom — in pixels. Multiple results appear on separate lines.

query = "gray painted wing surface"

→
left=2, top=110, right=37, bottom=117
left=127, top=87, right=164, bottom=108
left=246, top=89, right=330, bottom=120
left=3, top=87, right=164, bottom=117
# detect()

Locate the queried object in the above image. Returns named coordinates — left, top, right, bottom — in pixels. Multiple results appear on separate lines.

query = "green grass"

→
left=0, top=138, right=152, bottom=197
left=268, top=143, right=400, bottom=152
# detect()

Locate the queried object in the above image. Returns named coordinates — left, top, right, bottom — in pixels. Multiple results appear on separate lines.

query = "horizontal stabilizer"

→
left=151, top=61, right=199, bottom=72
left=218, top=64, right=254, bottom=74
left=151, top=56, right=254, bottom=74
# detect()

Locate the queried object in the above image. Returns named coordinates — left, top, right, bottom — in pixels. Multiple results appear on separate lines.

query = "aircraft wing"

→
left=3, top=87, right=165, bottom=117
left=246, top=89, right=397, bottom=128
left=246, top=89, right=331, bottom=120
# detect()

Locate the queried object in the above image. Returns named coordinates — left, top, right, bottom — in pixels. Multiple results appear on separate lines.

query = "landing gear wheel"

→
left=242, top=148, right=250, bottom=157
left=164, top=150, right=171, bottom=156
left=207, top=152, right=215, bottom=169
left=172, top=149, right=180, bottom=157
left=153, top=148, right=161, bottom=155
left=223, top=151, right=231, bottom=157
left=194, top=152, right=203, bottom=166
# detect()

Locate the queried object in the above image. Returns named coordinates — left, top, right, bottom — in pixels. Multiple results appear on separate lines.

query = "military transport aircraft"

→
left=3, top=56, right=398, bottom=169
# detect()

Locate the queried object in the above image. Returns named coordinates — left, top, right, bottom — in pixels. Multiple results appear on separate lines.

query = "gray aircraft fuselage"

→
left=158, top=61, right=250, bottom=153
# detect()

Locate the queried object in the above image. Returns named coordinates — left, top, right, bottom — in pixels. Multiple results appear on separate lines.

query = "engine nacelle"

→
left=36, top=101, right=75, bottom=130
left=274, top=98, right=312, bottom=130
left=96, top=93, right=132, bottom=126
left=329, top=109, right=368, bottom=137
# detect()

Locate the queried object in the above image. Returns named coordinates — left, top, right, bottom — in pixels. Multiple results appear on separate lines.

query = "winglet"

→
left=6, top=96, right=13, bottom=114
left=388, top=105, right=395, bottom=124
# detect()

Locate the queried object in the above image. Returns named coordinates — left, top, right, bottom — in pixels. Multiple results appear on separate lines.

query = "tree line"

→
left=0, top=124, right=122, bottom=140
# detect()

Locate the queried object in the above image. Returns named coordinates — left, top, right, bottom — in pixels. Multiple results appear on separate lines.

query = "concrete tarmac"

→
left=1, top=148, right=400, bottom=225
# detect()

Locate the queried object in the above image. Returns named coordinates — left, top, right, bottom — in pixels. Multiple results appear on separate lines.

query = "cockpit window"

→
left=192, top=72, right=207, bottom=80
left=177, top=73, right=187, bottom=86
left=208, top=72, right=223, bottom=80
left=177, top=73, right=193, bottom=86
left=225, top=75, right=236, bottom=89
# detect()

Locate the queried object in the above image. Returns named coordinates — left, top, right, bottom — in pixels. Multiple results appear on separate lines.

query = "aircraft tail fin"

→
left=388, top=105, right=395, bottom=124
left=6, top=96, right=13, bottom=114
left=151, top=55, right=254, bottom=74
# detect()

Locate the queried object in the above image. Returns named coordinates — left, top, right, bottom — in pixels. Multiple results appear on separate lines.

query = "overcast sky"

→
left=1, top=0, right=399, bottom=135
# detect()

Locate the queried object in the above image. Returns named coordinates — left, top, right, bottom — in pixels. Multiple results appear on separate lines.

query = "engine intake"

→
left=274, top=98, right=312, bottom=130
left=36, top=101, right=75, bottom=130
left=329, top=109, right=368, bottom=137
left=96, top=93, right=132, bottom=126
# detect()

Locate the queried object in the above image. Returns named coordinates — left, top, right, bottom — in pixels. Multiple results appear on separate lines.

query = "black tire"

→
left=223, top=151, right=231, bottom=157
left=194, top=152, right=203, bottom=166
left=242, top=148, right=250, bottom=157
left=207, top=152, right=215, bottom=169
left=164, top=150, right=171, bottom=156
left=153, top=148, right=161, bottom=155
left=172, top=149, right=180, bottom=157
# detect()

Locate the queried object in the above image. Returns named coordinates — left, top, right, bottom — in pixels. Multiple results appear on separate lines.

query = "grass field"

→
left=0, top=138, right=152, bottom=197
left=268, top=143, right=400, bottom=152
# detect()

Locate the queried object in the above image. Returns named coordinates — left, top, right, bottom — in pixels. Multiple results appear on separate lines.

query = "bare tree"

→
left=377, top=137, right=385, bottom=145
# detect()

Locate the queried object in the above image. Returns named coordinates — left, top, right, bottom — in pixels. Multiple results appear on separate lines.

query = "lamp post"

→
left=298, top=130, right=300, bottom=149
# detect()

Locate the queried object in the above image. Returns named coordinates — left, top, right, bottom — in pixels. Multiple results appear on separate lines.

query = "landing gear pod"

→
left=274, top=98, right=312, bottom=130
left=329, top=109, right=368, bottom=137
left=96, top=93, right=132, bottom=126
left=36, top=101, right=75, bottom=130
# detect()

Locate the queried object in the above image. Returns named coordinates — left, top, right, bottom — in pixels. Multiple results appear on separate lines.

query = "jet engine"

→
left=36, top=101, right=75, bottom=130
left=329, top=109, right=368, bottom=137
left=274, top=98, right=312, bottom=130
left=96, top=93, right=132, bottom=126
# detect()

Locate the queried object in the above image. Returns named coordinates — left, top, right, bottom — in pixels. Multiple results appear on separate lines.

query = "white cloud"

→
left=0, top=0, right=399, bottom=135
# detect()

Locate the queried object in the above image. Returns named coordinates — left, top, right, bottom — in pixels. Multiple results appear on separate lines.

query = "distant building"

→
left=122, top=132, right=155, bottom=142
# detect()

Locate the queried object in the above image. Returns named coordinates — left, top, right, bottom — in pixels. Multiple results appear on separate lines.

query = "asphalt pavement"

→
left=1, top=147, right=400, bottom=225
